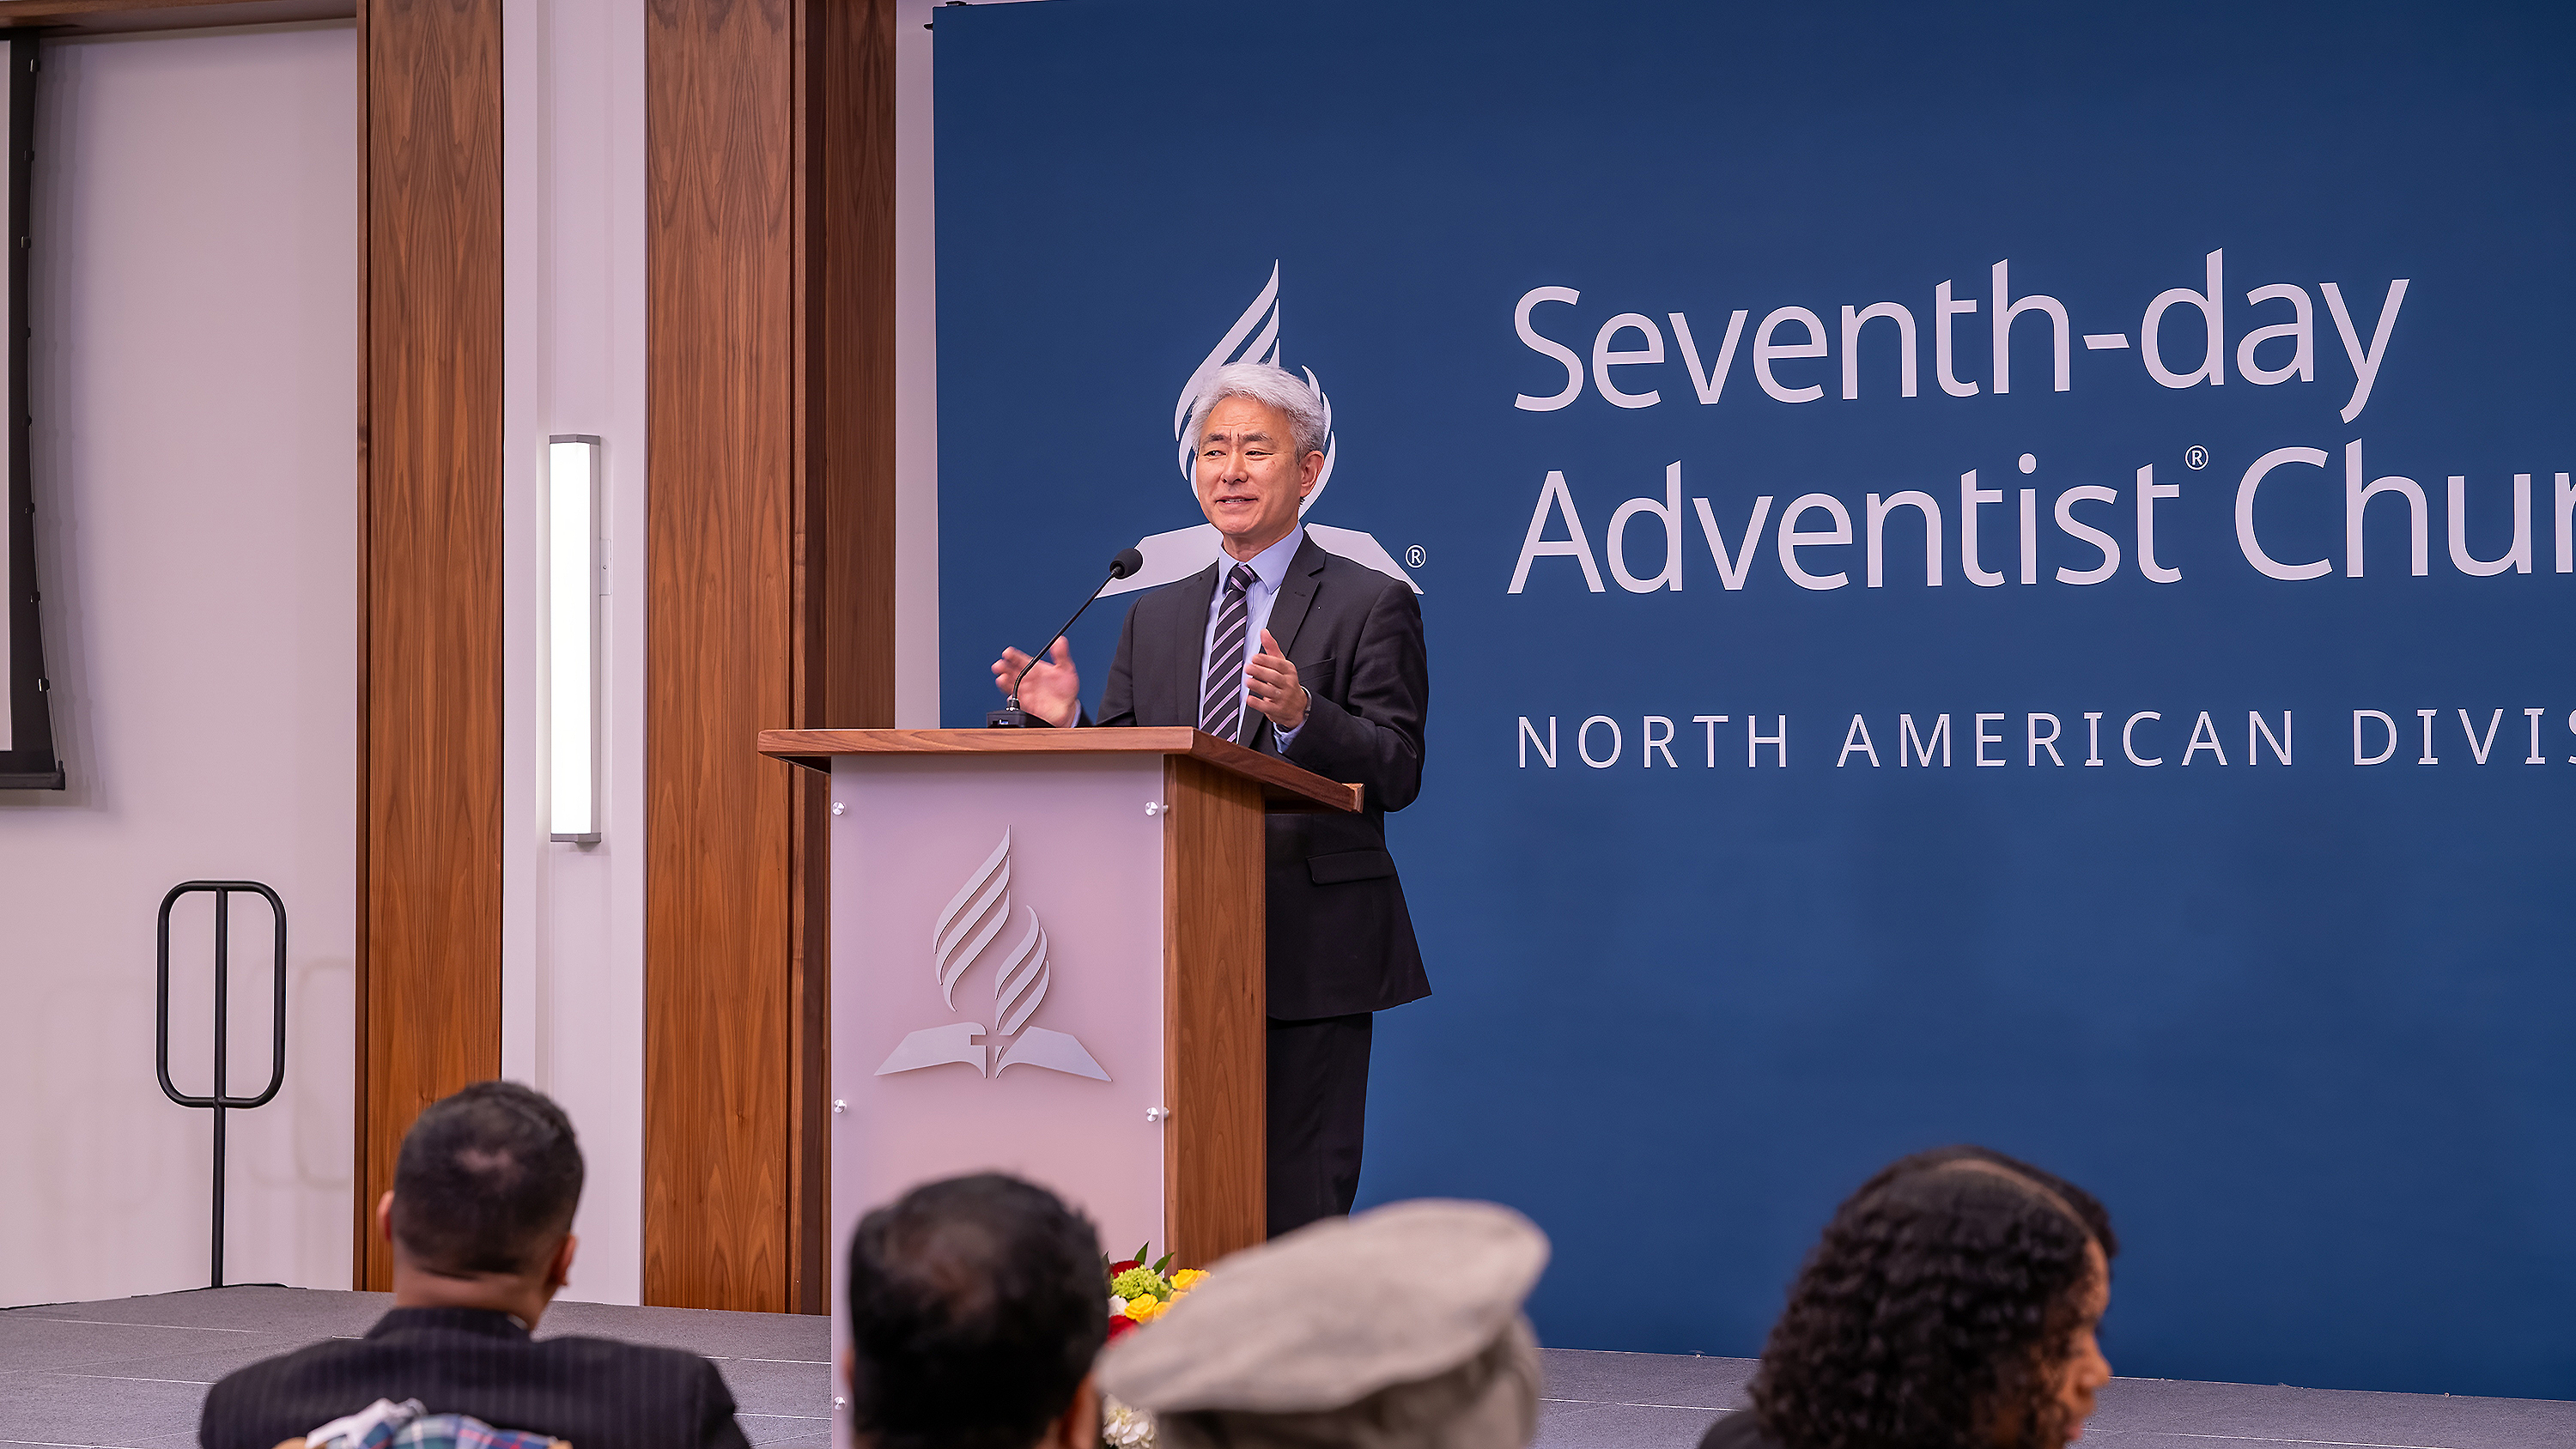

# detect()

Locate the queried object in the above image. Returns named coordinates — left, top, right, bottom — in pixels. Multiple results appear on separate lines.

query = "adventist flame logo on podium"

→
left=874, top=831, right=1109, bottom=1081
left=1100, top=262, right=1422, bottom=599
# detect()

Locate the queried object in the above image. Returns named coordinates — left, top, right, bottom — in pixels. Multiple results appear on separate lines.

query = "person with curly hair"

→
left=1704, top=1146, right=2117, bottom=1449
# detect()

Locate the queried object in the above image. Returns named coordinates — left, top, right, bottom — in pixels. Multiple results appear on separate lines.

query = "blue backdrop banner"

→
left=934, top=0, right=2576, bottom=1397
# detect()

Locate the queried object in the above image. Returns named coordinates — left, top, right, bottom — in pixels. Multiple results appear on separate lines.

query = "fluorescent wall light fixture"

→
left=549, top=435, right=603, bottom=843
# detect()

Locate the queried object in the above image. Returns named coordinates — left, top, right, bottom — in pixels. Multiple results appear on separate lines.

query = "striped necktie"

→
left=1199, top=561, right=1260, bottom=743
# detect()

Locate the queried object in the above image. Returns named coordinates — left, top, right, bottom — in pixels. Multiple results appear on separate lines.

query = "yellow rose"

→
left=1123, top=1294, right=1163, bottom=1322
left=1171, top=1269, right=1210, bottom=1294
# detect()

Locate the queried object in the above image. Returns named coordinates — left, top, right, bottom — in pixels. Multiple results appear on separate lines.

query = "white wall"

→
left=0, top=1, right=945, bottom=1308
left=0, top=21, right=359, bottom=1303
left=895, top=0, right=946, bottom=727
left=501, top=0, right=650, bottom=1305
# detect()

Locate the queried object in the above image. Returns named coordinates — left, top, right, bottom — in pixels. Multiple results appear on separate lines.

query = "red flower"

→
left=1109, top=1259, right=1139, bottom=1276
left=1105, top=1313, right=1139, bottom=1342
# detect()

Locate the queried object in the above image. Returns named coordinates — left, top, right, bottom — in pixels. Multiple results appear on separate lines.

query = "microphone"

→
left=987, top=546, right=1145, bottom=728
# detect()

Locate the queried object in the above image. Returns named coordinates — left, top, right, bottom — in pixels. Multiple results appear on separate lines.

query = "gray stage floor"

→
left=6, top=1286, right=2573, bottom=1449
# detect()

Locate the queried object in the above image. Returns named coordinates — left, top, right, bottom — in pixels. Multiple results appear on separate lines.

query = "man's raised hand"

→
left=1244, top=628, right=1308, bottom=732
left=991, top=639, right=1080, bottom=727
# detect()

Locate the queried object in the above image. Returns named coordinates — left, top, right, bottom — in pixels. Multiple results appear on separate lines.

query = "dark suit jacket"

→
left=197, top=1307, right=751, bottom=1449
left=1095, top=533, right=1430, bottom=1020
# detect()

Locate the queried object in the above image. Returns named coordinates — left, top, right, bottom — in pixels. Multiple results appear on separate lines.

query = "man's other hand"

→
left=992, top=639, right=1080, bottom=727
left=1245, top=629, right=1308, bottom=732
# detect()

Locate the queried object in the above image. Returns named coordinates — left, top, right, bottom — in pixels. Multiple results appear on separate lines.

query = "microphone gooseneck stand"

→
left=988, top=546, right=1145, bottom=727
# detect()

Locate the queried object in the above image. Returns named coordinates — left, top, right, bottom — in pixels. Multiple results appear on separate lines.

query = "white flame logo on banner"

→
left=875, top=831, right=1110, bottom=1081
left=1102, top=262, right=1422, bottom=598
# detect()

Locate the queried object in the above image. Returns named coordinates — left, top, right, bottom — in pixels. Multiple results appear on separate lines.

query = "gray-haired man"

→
left=991, top=361, right=1431, bottom=1235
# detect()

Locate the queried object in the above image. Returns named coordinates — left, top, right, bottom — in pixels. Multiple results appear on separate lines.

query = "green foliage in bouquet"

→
left=1111, top=1264, right=1172, bottom=1303
left=1104, top=1241, right=1178, bottom=1304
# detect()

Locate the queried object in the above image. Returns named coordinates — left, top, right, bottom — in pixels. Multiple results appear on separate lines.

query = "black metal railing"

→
left=155, top=881, right=286, bottom=1289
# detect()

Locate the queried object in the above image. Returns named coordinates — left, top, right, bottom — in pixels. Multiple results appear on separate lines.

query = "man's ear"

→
left=544, top=1233, right=578, bottom=1292
left=1299, top=450, right=1324, bottom=494
left=376, top=1191, right=396, bottom=1244
left=1045, top=1373, right=1100, bottom=1449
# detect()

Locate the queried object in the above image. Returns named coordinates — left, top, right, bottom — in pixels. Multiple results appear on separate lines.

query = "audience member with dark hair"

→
left=200, top=1081, right=750, bottom=1449
left=1704, top=1145, right=2117, bottom=1449
left=843, top=1173, right=1107, bottom=1449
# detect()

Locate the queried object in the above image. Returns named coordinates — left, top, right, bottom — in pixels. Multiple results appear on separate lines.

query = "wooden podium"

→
left=757, top=728, right=1360, bottom=1273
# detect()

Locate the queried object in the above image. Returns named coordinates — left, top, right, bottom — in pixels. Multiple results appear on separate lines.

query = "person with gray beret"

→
left=1097, top=1199, right=1548, bottom=1449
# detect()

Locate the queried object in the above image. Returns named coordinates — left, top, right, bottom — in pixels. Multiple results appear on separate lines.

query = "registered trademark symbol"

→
left=1406, top=544, right=1428, bottom=568
left=2185, top=445, right=2210, bottom=470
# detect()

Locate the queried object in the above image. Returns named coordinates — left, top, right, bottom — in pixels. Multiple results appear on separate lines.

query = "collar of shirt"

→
left=1202, top=525, right=1308, bottom=741
left=1206, top=525, right=1306, bottom=661
left=368, top=1307, right=532, bottom=1342
left=1215, top=525, right=1306, bottom=622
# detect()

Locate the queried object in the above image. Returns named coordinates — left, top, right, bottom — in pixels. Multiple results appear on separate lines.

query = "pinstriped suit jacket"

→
left=197, top=1307, right=751, bottom=1449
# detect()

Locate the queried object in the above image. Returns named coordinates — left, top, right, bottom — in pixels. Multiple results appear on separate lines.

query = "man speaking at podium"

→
left=991, top=361, right=1429, bottom=1236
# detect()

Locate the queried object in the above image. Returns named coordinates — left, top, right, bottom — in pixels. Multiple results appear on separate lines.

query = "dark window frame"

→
left=2, top=37, right=61, bottom=791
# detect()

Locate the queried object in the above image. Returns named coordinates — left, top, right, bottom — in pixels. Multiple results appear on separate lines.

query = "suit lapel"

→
left=1243, top=536, right=1328, bottom=754
left=1168, top=563, right=1219, bottom=725
left=1266, top=534, right=1328, bottom=660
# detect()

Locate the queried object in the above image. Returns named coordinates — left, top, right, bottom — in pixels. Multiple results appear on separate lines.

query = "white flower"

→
left=1101, top=1395, right=1158, bottom=1448
left=1108, top=1294, right=1128, bottom=1317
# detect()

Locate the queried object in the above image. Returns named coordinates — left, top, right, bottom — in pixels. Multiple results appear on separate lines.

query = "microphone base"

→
left=985, top=706, right=1054, bottom=729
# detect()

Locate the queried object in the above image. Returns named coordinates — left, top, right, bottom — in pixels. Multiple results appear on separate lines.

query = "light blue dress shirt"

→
left=1201, top=526, right=1309, bottom=748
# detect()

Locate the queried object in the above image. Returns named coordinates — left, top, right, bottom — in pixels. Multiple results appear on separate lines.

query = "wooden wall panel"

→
left=644, top=0, right=893, bottom=1313
left=793, top=0, right=896, bottom=1318
left=355, top=0, right=507, bottom=1290
left=644, top=0, right=799, bottom=1311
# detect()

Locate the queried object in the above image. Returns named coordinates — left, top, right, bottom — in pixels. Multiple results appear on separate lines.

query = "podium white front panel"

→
left=829, top=752, right=1169, bottom=1259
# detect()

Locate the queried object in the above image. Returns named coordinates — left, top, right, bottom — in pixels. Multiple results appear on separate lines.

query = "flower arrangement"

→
left=1100, top=1242, right=1212, bottom=1448
left=1102, top=1241, right=1210, bottom=1341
